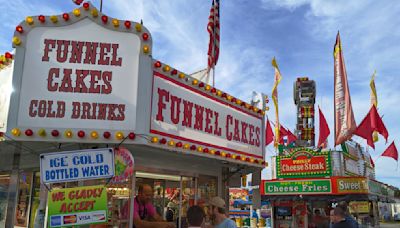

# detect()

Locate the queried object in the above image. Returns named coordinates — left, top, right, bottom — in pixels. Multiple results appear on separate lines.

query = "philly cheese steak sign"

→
left=276, top=148, right=331, bottom=178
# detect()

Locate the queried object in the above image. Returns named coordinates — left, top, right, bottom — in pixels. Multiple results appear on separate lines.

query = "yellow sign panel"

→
left=349, top=201, right=369, bottom=214
left=335, top=177, right=368, bottom=194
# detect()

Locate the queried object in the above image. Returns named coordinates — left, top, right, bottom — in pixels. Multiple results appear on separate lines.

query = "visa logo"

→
left=78, top=215, right=91, bottom=221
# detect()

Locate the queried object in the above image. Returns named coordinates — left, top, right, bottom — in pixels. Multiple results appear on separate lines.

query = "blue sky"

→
left=1, top=0, right=399, bottom=187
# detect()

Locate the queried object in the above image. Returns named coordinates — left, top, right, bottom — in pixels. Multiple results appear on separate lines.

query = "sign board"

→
left=349, top=201, right=370, bottom=214
left=368, top=179, right=389, bottom=197
left=0, top=61, right=13, bottom=133
left=150, top=72, right=263, bottom=159
left=343, top=154, right=361, bottom=176
left=112, top=147, right=134, bottom=183
left=47, top=185, right=107, bottom=227
left=261, top=179, right=332, bottom=195
left=332, top=177, right=368, bottom=194
left=275, top=148, right=331, bottom=178
left=40, top=148, right=115, bottom=183
left=9, top=5, right=153, bottom=143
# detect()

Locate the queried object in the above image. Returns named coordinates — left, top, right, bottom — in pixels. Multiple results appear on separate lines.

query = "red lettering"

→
left=83, top=42, right=98, bottom=64
left=107, top=104, right=118, bottom=120
left=47, top=68, right=59, bottom=92
left=59, top=69, right=73, bottom=92
left=56, top=101, right=66, bottom=118
left=97, top=103, right=107, bottom=120
left=205, top=108, right=213, bottom=134
left=42, top=39, right=56, bottom=62
left=117, top=104, right=125, bottom=121
left=170, top=95, right=181, bottom=124
left=194, top=104, right=204, bottom=131
left=241, top=122, right=248, bottom=144
left=46, top=100, right=56, bottom=118
left=74, top=69, right=89, bottom=93
left=98, top=43, right=111, bottom=65
left=226, top=115, right=233, bottom=141
left=111, top=43, right=122, bottom=66
left=89, top=70, right=101, bottom=94
left=249, top=124, right=255, bottom=145
left=101, top=71, right=112, bottom=94
left=56, top=40, right=70, bottom=63
left=182, top=100, right=193, bottom=127
left=71, top=102, right=81, bottom=119
left=29, top=100, right=38, bottom=117
left=38, top=100, right=46, bottom=117
left=81, top=102, right=91, bottom=119
left=233, top=119, right=240, bottom=141
left=156, top=88, right=169, bottom=121
left=214, top=111, right=222, bottom=136
left=69, top=41, right=84, bottom=63
left=255, top=127, right=261, bottom=147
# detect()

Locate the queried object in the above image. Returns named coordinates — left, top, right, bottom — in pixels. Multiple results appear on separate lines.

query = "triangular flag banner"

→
left=370, top=105, right=388, bottom=142
left=353, top=110, right=375, bottom=148
left=354, top=105, right=389, bottom=149
left=370, top=156, right=375, bottom=168
left=279, top=125, right=289, bottom=145
left=381, top=141, right=398, bottom=161
left=317, top=107, right=330, bottom=148
left=287, top=129, right=297, bottom=145
left=333, top=32, right=357, bottom=145
left=265, top=119, right=274, bottom=146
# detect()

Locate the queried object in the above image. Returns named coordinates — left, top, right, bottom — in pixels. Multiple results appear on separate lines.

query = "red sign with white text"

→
left=276, top=149, right=331, bottom=178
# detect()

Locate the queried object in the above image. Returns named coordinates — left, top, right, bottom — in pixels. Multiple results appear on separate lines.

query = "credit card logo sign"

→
left=92, top=213, right=106, bottom=221
left=50, top=216, right=62, bottom=226
left=63, top=215, right=77, bottom=224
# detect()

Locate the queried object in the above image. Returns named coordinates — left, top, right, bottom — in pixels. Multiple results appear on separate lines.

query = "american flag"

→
left=207, top=0, right=220, bottom=70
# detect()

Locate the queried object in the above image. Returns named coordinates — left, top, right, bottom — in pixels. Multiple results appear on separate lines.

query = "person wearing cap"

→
left=209, top=196, right=237, bottom=228
left=166, top=202, right=175, bottom=222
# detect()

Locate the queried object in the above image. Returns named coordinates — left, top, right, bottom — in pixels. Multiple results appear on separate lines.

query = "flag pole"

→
left=212, top=0, right=217, bottom=87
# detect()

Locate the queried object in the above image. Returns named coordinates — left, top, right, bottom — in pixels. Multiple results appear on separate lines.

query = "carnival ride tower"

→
left=293, top=77, right=316, bottom=147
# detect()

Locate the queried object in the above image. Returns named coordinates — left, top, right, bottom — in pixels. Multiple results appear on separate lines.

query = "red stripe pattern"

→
left=207, top=0, right=220, bottom=69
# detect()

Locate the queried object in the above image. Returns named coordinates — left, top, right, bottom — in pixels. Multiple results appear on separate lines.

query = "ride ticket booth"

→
left=0, top=2, right=267, bottom=227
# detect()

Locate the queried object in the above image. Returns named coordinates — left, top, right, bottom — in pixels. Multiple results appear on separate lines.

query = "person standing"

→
left=131, top=184, right=175, bottom=228
left=187, top=205, right=206, bottom=228
left=209, top=197, right=237, bottom=228
left=331, top=207, right=357, bottom=228
left=338, top=201, right=359, bottom=228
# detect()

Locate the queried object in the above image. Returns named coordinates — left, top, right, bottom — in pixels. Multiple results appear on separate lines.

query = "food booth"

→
left=0, top=2, right=267, bottom=227
left=261, top=144, right=395, bottom=228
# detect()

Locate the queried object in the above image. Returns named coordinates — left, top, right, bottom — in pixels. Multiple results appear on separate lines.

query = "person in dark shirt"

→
left=338, top=201, right=359, bottom=228
left=331, top=207, right=357, bottom=228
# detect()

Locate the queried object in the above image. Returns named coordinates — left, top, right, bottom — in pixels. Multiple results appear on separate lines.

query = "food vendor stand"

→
left=0, top=2, right=267, bottom=227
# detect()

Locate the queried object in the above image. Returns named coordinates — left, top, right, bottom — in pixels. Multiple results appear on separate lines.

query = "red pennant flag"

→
left=370, top=156, right=375, bottom=168
left=279, top=125, right=289, bottom=144
left=286, top=129, right=297, bottom=145
left=381, top=141, right=398, bottom=161
left=354, top=105, right=389, bottom=149
left=265, top=119, right=274, bottom=146
left=370, top=105, right=388, bottom=141
left=317, top=107, right=330, bottom=148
